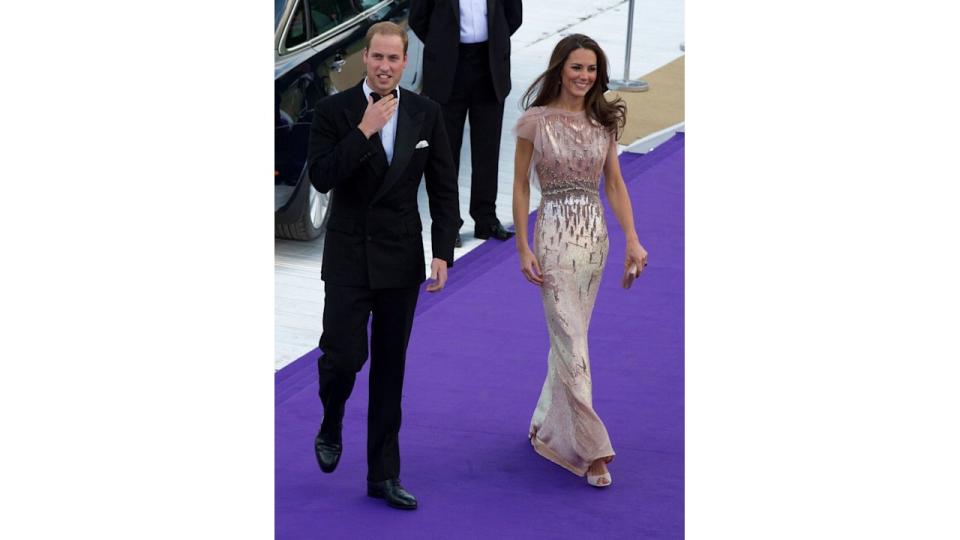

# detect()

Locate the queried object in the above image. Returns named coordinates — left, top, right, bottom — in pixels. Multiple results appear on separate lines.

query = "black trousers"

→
left=317, top=282, right=419, bottom=482
left=439, top=42, right=505, bottom=231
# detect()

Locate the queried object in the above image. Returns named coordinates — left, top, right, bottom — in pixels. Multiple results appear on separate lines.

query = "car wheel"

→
left=275, top=165, right=332, bottom=241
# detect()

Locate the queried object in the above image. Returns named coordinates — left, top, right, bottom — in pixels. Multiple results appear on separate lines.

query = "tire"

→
left=275, top=165, right=332, bottom=241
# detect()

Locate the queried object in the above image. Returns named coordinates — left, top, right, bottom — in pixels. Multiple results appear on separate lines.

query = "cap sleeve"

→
left=513, top=106, right=545, bottom=143
left=513, top=107, right=546, bottom=193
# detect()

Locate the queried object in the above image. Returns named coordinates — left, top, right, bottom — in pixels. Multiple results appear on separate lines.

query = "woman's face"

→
left=559, top=48, right=598, bottom=100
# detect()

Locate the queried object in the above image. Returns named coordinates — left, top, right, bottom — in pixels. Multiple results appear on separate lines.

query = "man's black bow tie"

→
left=370, top=89, right=398, bottom=102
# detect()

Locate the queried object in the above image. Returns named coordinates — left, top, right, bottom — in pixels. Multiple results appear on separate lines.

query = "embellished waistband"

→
left=540, top=185, right=600, bottom=197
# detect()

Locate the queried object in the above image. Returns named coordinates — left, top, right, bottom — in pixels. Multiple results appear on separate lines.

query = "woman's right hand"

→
left=518, top=246, right=544, bottom=286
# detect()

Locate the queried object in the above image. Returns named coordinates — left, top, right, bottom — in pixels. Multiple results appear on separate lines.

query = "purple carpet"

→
left=276, top=133, right=684, bottom=539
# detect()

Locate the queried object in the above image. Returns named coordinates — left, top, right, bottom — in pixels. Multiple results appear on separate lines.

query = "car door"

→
left=275, top=0, right=325, bottom=204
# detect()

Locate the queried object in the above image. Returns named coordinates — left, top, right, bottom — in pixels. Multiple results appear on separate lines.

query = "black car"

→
left=275, top=0, right=423, bottom=240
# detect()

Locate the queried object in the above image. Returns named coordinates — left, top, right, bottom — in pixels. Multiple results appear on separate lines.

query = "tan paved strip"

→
left=610, top=55, right=684, bottom=145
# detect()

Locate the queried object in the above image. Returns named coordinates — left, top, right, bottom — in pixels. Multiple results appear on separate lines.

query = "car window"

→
left=284, top=0, right=308, bottom=48
left=307, top=0, right=364, bottom=36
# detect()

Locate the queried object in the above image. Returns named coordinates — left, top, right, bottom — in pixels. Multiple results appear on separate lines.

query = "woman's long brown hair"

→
left=521, top=34, right=627, bottom=136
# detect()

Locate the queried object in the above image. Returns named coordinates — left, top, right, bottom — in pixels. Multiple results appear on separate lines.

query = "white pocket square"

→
left=415, top=140, right=429, bottom=149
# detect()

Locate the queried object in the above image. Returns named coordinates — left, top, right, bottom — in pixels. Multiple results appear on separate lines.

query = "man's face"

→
left=363, top=34, right=408, bottom=95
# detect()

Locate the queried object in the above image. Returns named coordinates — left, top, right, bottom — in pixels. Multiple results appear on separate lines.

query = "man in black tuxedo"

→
left=306, top=22, right=461, bottom=511
left=410, top=0, right=523, bottom=246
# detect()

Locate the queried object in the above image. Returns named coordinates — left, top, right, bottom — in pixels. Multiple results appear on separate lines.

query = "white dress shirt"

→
left=459, top=0, right=488, bottom=43
left=362, top=78, right=399, bottom=164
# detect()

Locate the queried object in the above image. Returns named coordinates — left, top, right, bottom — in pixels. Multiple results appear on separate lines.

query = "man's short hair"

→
left=364, top=22, right=408, bottom=54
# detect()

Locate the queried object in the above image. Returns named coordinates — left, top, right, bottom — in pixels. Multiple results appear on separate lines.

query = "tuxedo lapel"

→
left=342, top=82, right=367, bottom=128
left=371, top=95, right=424, bottom=204
left=452, top=0, right=460, bottom=23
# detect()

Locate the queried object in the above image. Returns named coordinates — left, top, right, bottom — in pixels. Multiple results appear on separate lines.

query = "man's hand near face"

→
left=358, top=94, right=398, bottom=138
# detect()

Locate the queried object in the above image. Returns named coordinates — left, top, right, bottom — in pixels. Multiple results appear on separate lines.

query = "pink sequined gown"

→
left=515, top=106, right=618, bottom=476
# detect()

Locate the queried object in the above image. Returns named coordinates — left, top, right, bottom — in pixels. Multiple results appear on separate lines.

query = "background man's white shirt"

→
left=458, top=0, right=488, bottom=43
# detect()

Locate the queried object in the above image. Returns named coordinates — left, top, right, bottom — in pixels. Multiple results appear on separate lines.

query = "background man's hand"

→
left=426, top=258, right=448, bottom=293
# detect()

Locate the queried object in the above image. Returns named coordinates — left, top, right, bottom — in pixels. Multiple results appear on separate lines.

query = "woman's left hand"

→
left=625, top=238, right=648, bottom=276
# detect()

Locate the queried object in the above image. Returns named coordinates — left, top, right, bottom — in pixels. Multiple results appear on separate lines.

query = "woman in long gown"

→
left=512, top=34, right=648, bottom=487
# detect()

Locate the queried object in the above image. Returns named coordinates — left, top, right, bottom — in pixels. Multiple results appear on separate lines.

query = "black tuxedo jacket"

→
left=307, top=82, right=462, bottom=289
left=409, top=0, right=523, bottom=103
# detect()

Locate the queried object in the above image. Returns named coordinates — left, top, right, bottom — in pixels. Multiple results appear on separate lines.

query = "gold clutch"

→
left=621, top=262, right=639, bottom=289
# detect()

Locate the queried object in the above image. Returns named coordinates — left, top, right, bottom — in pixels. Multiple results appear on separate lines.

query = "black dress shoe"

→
left=454, top=233, right=462, bottom=248
left=367, top=479, right=418, bottom=510
left=314, top=429, right=342, bottom=473
left=474, top=222, right=515, bottom=241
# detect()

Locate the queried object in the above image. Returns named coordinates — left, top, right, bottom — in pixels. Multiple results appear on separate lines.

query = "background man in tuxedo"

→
left=306, top=21, right=461, bottom=511
left=410, top=0, right=523, bottom=246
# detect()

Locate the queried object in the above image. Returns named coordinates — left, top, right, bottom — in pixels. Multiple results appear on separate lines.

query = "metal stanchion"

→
left=608, top=0, right=649, bottom=92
